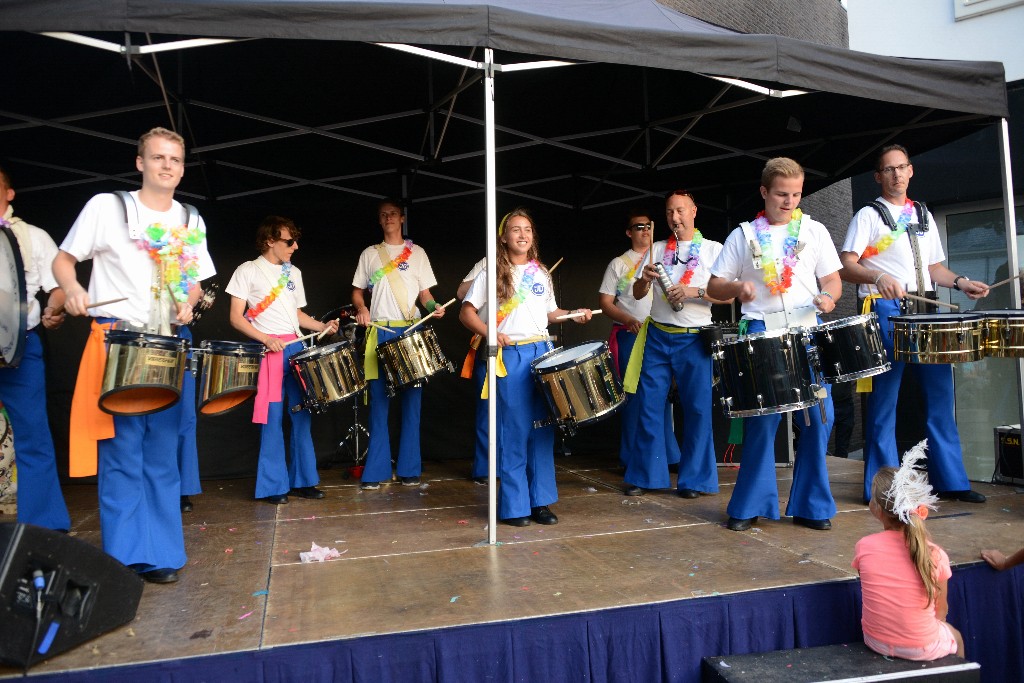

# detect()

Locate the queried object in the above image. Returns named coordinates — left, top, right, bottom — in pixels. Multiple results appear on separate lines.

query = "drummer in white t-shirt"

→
left=226, top=216, right=337, bottom=505
left=707, top=157, right=842, bottom=533
left=54, top=127, right=215, bottom=584
left=352, top=199, right=446, bottom=491
left=597, top=209, right=682, bottom=473
left=459, top=207, right=591, bottom=527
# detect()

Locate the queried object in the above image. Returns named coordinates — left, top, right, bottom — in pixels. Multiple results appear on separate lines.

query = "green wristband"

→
left=426, top=300, right=437, bottom=313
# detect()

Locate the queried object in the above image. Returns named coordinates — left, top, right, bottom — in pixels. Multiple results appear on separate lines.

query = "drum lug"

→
left=757, top=393, right=765, bottom=409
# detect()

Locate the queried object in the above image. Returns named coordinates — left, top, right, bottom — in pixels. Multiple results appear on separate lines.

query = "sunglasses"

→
left=278, top=238, right=297, bottom=247
left=630, top=222, right=653, bottom=231
left=666, top=189, right=694, bottom=201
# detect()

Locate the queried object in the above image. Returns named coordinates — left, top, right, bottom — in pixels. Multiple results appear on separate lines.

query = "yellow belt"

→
left=857, top=295, right=883, bottom=393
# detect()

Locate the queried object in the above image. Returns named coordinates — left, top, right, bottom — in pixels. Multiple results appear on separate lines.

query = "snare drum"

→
left=290, top=340, right=365, bottom=413
left=197, top=340, right=265, bottom=415
left=101, top=327, right=188, bottom=415
left=890, top=313, right=985, bottom=364
left=982, top=310, right=1024, bottom=358
left=712, top=328, right=818, bottom=418
left=375, top=325, right=454, bottom=396
left=807, top=313, right=890, bottom=383
left=531, top=341, right=624, bottom=434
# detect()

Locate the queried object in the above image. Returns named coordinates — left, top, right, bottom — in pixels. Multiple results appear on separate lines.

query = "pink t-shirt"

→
left=852, top=530, right=952, bottom=648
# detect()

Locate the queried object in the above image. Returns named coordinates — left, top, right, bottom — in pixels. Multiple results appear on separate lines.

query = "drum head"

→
left=200, top=339, right=265, bottom=355
left=0, top=226, right=27, bottom=367
left=891, top=313, right=983, bottom=323
left=533, top=341, right=605, bottom=371
left=983, top=309, right=1024, bottom=319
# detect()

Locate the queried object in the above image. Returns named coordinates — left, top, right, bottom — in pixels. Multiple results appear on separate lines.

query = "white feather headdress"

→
left=884, top=439, right=939, bottom=524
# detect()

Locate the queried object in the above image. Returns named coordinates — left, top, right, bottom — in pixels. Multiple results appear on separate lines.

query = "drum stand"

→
left=338, top=396, right=370, bottom=467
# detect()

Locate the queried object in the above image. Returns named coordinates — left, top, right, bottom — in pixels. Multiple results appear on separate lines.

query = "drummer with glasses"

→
left=352, top=199, right=446, bottom=491
left=226, top=216, right=338, bottom=505
left=707, top=157, right=842, bottom=533
left=0, top=164, right=71, bottom=532
left=53, top=127, right=216, bottom=584
left=839, top=144, right=989, bottom=505
left=620, top=194, right=730, bottom=499
left=459, top=208, right=591, bottom=526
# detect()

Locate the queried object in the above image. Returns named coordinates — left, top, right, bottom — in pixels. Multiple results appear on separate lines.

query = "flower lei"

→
left=753, top=209, right=802, bottom=296
left=664, top=230, right=704, bottom=286
left=615, top=251, right=647, bottom=296
left=245, top=262, right=292, bottom=321
left=135, top=222, right=205, bottom=302
left=369, top=239, right=414, bottom=288
left=497, top=260, right=541, bottom=326
left=0, top=217, right=9, bottom=228
left=860, top=200, right=915, bottom=259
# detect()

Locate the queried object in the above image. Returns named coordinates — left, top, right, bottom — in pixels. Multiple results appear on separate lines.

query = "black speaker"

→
left=0, top=523, right=144, bottom=668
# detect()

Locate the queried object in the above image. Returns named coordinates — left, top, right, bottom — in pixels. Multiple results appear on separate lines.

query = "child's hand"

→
left=981, top=549, right=1009, bottom=570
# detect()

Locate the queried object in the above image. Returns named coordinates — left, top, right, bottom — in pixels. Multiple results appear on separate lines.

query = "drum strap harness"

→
left=374, top=244, right=415, bottom=321
left=867, top=200, right=933, bottom=313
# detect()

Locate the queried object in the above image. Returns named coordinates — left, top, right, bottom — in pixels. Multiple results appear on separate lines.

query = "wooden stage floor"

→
left=2, top=453, right=1021, bottom=678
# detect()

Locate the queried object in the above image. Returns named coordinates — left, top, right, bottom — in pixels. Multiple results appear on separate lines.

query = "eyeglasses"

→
left=278, top=238, right=296, bottom=247
left=879, top=163, right=911, bottom=176
left=630, top=222, right=653, bottom=231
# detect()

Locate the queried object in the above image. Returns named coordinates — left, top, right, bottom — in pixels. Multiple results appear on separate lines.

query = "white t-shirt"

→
left=60, top=192, right=215, bottom=323
left=226, top=256, right=307, bottom=336
left=598, top=249, right=653, bottom=322
left=711, top=214, right=841, bottom=320
left=465, top=263, right=557, bottom=341
left=462, top=257, right=486, bottom=284
left=842, top=197, right=944, bottom=298
left=5, top=207, right=60, bottom=330
left=352, top=241, right=437, bottom=321
left=642, top=237, right=723, bottom=327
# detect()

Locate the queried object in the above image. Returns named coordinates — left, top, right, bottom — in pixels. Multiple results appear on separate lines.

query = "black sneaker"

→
left=180, top=495, right=193, bottom=513
left=290, top=486, right=326, bottom=499
left=360, top=481, right=380, bottom=491
left=400, top=476, right=421, bottom=486
left=140, top=568, right=179, bottom=584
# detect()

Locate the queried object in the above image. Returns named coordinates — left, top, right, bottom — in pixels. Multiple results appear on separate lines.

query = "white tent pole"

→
left=996, top=118, right=1024, bottom=433
left=484, top=48, right=499, bottom=545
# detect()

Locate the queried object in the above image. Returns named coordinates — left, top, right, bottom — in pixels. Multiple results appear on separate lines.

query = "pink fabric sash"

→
left=608, top=323, right=626, bottom=378
left=252, top=333, right=298, bottom=424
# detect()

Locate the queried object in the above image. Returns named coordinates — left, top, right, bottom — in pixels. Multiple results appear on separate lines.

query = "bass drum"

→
left=376, top=325, right=454, bottom=396
left=712, top=328, right=819, bottom=418
left=0, top=225, right=27, bottom=368
left=531, top=341, right=624, bottom=435
left=890, top=313, right=985, bottom=364
left=197, top=340, right=265, bottom=415
left=100, top=324, right=189, bottom=416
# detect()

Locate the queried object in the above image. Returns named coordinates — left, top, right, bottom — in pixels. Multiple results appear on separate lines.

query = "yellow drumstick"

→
left=549, top=257, right=564, bottom=273
left=405, top=297, right=457, bottom=336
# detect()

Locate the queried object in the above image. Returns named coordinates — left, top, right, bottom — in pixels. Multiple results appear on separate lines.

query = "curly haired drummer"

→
left=458, top=208, right=592, bottom=526
left=707, top=157, right=843, bottom=532
left=226, top=216, right=338, bottom=505
left=54, top=127, right=216, bottom=584
left=839, top=144, right=989, bottom=505
left=352, top=199, right=446, bottom=490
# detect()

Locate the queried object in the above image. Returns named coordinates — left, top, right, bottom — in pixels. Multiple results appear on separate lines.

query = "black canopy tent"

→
left=1, top=1, right=1013, bottom=540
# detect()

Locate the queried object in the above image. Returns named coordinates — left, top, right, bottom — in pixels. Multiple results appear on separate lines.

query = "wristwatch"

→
left=952, top=275, right=967, bottom=291
left=697, top=287, right=706, bottom=299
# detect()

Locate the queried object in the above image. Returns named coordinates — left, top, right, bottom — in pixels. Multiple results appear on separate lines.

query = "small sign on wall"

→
left=955, top=0, right=1024, bottom=20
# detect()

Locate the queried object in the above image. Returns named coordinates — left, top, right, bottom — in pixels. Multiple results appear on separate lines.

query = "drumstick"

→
left=404, top=297, right=458, bottom=335
left=366, top=321, right=399, bottom=336
left=316, top=319, right=340, bottom=340
left=549, top=257, right=564, bottom=273
left=903, top=292, right=959, bottom=311
left=51, top=297, right=129, bottom=316
left=987, top=271, right=1024, bottom=291
left=555, top=309, right=602, bottom=321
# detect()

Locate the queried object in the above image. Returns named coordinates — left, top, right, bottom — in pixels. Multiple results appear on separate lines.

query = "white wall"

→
left=846, top=0, right=1023, bottom=82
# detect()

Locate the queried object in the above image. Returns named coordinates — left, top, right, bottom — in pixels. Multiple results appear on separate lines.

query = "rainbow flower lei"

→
left=135, top=222, right=205, bottom=302
left=615, top=251, right=648, bottom=296
left=245, top=262, right=292, bottom=321
left=753, top=209, right=803, bottom=296
left=369, top=239, right=414, bottom=289
left=497, top=260, right=541, bottom=326
left=664, top=230, right=704, bottom=286
left=860, top=200, right=915, bottom=259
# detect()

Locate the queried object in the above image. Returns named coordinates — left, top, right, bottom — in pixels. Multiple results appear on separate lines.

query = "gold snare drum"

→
left=198, top=340, right=265, bottom=415
left=101, top=326, right=188, bottom=415
left=890, top=313, right=985, bottom=364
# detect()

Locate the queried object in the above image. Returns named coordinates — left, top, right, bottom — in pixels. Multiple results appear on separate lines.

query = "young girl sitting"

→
left=852, top=440, right=965, bottom=661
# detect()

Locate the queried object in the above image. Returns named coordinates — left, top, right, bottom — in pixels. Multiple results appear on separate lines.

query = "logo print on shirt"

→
left=287, top=281, right=296, bottom=291
left=398, top=262, right=410, bottom=271
left=532, top=282, right=545, bottom=296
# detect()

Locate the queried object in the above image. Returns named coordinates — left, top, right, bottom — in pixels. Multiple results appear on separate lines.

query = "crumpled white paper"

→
left=299, top=542, right=345, bottom=563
